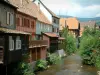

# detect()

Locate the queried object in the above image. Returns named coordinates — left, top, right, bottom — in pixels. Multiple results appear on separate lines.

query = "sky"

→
left=41, top=0, right=100, bottom=18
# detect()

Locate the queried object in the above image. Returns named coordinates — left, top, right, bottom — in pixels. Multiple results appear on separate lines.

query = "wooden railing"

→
left=29, top=40, right=48, bottom=48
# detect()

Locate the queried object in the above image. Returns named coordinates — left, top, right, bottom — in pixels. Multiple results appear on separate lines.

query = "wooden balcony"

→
left=29, top=40, right=48, bottom=48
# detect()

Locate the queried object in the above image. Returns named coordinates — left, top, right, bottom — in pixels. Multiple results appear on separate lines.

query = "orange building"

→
left=60, top=17, right=80, bottom=37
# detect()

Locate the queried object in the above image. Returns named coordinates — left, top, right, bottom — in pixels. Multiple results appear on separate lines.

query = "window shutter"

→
left=10, top=13, right=14, bottom=25
left=9, top=36, right=14, bottom=51
left=16, top=36, right=21, bottom=50
left=7, top=12, right=10, bottom=25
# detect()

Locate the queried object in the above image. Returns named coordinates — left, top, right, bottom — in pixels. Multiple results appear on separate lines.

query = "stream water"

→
left=37, top=54, right=98, bottom=75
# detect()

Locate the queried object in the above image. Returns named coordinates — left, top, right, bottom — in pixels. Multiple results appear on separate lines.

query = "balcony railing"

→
left=29, top=40, right=48, bottom=48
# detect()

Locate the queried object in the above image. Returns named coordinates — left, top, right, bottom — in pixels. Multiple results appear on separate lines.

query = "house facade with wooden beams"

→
left=35, top=3, right=52, bottom=40
left=60, top=17, right=80, bottom=37
left=34, top=0, right=60, bottom=35
left=8, top=0, right=49, bottom=63
left=28, top=2, right=51, bottom=63
left=0, top=0, right=30, bottom=66
left=9, top=0, right=37, bottom=40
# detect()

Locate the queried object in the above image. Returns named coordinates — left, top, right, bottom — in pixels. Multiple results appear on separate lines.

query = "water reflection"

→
left=37, top=54, right=98, bottom=75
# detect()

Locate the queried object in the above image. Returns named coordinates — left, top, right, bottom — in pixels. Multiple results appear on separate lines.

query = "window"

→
left=7, top=12, right=14, bottom=25
left=22, top=17, right=24, bottom=26
left=27, top=19, right=30, bottom=27
left=31, top=21, right=34, bottom=28
left=16, top=36, right=21, bottom=50
left=40, top=23, right=42, bottom=29
left=26, top=19, right=29, bottom=27
left=57, top=28, right=59, bottom=33
left=9, top=36, right=14, bottom=51
left=53, top=28, right=54, bottom=32
left=10, top=13, right=14, bottom=25
left=53, top=18, right=56, bottom=23
left=48, top=26, right=50, bottom=31
left=16, top=17, right=20, bottom=26
left=7, top=12, right=10, bottom=25
left=24, top=18, right=26, bottom=27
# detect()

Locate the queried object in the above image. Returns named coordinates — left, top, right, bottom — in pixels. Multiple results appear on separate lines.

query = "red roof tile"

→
left=43, top=32, right=59, bottom=37
left=60, top=18, right=79, bottom=30
left=8, top=0, right=51, bottom=25
left=80, top=21, right=96, bottom=28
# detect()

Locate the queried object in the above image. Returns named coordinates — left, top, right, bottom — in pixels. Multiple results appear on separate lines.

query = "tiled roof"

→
left=58, top=37, right=65, bottom=40
left=8, top=0, right=37, bottom=18
left=1, top=0, right=17, bottom=8
left=0, top=28, right=30, bottom=35
left=8, top=0, right=51, bottom=25
left=39, top=0, right=59, bottom=18
left=80, top=21, right=96, bottom=28
left=43, top=32, right=59, bottom=37
left=35, top=5, right=51, bottom=24
left=60, top=18, right=79, bottom=30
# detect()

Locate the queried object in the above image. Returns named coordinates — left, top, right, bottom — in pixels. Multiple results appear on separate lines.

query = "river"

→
left=37, top=54, right=98, bottom=75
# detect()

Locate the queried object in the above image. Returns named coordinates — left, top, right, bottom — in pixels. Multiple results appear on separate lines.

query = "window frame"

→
left=16, top=36, right=21, bottom=50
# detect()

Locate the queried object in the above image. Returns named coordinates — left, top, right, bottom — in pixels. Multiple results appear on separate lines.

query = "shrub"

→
left=46, top=53, right=61, bottom=65
left=13, top=62, right=35, bottom=75
left=34, top=59, right=47, bottom=71
left=66, top=34, right=77, bottom=55
left=79, top=27, right=100, bottom=68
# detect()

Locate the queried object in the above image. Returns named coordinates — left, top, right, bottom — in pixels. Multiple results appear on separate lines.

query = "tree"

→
left=61, top=27, right=77, bottom=55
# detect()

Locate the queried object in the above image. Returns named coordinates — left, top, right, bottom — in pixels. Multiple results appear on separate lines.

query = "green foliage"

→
left=79, top=27, right=100, bottom=68
left=61, top=27, right=77, bottom=55
left=66, top=34, right=77, bottom=55
left=13, top=62, right=35, bottom=75
left=35, top=59, right=47, bottom=71
left=13, top=54, right=35, bottom=75
left=95, top=54, right=100, bottom=69
left=46, top=53, right=61, bottom=65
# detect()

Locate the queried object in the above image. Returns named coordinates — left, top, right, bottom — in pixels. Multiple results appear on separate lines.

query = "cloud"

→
left=73, top=5, right=100, bottom=18
left=96, top=13, right=100, bottom=17
left=68, top=0, right=100, bottom=6
left=41, top=0, right=100, bottom=18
